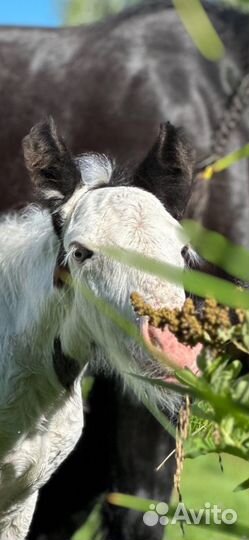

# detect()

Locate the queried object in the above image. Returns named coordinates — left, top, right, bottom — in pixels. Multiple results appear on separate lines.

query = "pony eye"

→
left=71, top=243, right=93, bottom=263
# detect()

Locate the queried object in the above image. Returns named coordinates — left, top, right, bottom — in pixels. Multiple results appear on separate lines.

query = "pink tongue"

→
left=141, top=319, right=202, bottom=378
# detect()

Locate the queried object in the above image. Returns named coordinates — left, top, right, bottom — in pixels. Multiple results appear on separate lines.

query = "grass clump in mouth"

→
left=131, top=292, right=246, bottom=352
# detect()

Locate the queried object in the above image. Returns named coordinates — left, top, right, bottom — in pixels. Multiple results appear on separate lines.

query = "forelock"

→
left=75, top=153, right=114, bottom=188
left=51, top=154, right=114, bottom=239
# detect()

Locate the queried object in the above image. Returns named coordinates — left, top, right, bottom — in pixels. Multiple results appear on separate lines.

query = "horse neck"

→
left=0, top=206, right=71, bottom=450
left=0, top=205, right=62, bottom=371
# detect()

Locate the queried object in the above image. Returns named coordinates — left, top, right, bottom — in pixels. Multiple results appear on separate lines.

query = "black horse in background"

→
left=0, top=1, right=249, bottom=539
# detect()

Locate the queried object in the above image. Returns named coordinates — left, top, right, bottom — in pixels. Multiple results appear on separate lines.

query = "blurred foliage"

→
left=224, top=0, right=249, bottom=10
left=60, top=0, right=249, bottom=25
left=173, top=0, right=225, bottom=60
left=61, top=0, right=141, bottom=25
left=200, top=143, right=249, bottom=179
left=129, top=289, right=249, bottom=466
left=102, top=244, right=249, bottom=309
left=75, top=454, right=249, bottom=540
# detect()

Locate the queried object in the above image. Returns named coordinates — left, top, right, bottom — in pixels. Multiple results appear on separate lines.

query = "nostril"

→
left=70, top=242, right=94, bottom=264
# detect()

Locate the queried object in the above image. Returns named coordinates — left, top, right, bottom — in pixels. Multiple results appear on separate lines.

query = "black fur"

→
left=28, top=374, right=176, bottom=540
left=134, top=122, right=195, bottom=219
left=53, top=338, right=81, bottom=391
left=23, top=117, right=82, bottom=203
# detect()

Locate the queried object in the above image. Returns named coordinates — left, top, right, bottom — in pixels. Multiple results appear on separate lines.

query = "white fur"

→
left=62, top=185, right=186, bottom=406
left=0, top=208, right=83, bottom=539
left=0, top=166, right=187, bottom=538
left=76, top=153, right=113, bottom=187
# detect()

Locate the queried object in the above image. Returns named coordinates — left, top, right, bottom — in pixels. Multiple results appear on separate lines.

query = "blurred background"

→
left=0, top=0, right=249, bottom=28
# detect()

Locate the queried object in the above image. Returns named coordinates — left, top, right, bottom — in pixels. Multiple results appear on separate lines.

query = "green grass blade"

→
left=201, top=143, right=249, bottom=180
left=173, top=0, right=225, bottom=60
left=233, top=476, right=249, bottom=492
left=129, top=373, right=249, bottom=428
left=183, top=220, right=249, bottom=282
left=107, top=493, right=249, bottom=537
left=107, top=493, right=156, bottom=512
left=101, top=246, right=249, bottom=309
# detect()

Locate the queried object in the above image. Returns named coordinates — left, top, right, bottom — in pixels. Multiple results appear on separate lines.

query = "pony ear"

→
left=23, top=117, right=81, bottom=203
left=133, top=122, right=195, bottom=220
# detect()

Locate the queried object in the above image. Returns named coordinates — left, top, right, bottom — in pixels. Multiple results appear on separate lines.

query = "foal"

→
left=0, top=119, right=197, bottom=539
left=1, top=3, right=249, bottom=538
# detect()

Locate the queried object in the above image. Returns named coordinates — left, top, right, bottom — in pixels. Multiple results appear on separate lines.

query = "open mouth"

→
left=140, top=317, right=202, bottom=383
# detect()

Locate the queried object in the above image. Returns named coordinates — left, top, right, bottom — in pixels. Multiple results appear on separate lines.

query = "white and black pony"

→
left=0, top=118, right=199, bottom=539
left=0, top=2, right=248, bottom=539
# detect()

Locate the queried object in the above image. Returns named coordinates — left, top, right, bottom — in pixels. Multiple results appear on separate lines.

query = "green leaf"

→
left=130, top=371, right=249, bottom=428
left=191, top=403, right=215, bottom=422
left=100, top=245, right=249, bottom=309
left=81, top=375, right=95, bottom=401
left=234, top=476, right=249, bottom=492
left=127, top=372, right=193, bottom=396
left=107, top=493, right=157, bottom=513
left=173, top=0, right=225, bottom=60
left=232, top=378, right=249, bottom=406
left=201, top=143, right=249, bottom=179
left=63, top=0, right=139, bottom=25
left=108, top=492, right=249, bottom=537
left=183, top=219, right=249, bottom=282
